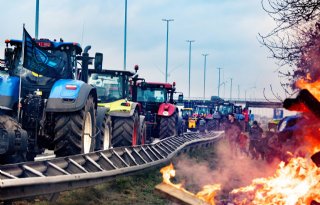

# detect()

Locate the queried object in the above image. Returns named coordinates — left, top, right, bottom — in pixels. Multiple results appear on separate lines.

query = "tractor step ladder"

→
left=0, top=131, right=223, bottom=201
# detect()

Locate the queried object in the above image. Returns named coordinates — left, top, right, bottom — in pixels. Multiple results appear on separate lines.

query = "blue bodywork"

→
left=0, top=74, right=20, bottom=109
left=49, top=79, right=84, bottom=99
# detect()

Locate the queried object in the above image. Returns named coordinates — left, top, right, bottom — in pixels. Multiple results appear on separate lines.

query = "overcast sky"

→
left=0, top=0, right=289, bottom=100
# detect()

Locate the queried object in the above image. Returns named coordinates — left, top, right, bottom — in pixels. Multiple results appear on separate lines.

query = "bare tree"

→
left=260, top=0, right=320, bottom=89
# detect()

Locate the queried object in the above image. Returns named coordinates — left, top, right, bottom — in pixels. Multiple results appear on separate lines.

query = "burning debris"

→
left=156, top=163, right=221, bottom=205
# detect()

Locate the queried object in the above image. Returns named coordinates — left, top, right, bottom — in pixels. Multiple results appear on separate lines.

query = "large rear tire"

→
left=0, top=115, right=27, bottom=164
left=111, top=111, right=139, bottom=147
left=138, top=116, right=146, bottom=145
left=159, top=112, right=177, bottom=139
left=96, top=108, right=112, bottom=150
left=53, top=95, right=96, bottom=157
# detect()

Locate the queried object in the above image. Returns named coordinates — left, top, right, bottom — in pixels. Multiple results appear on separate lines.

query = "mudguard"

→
left=157, top=103, right=176, bottom=117
left=0, top=75, right=19, bottom=110
left=46, top=79, right=97, bottom=112
left=98, top=99, right=139, bottom=117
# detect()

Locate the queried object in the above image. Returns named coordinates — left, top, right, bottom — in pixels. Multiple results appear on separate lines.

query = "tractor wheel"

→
left=111, top=111, right=139, bottom=147
left=53, top=95, right=96, bottom=157
left=96, top=110, right=112, bottom=150
left=159, top=112, right=178, bottom=139
left=138, top=116, right=147, bottom=145
left=0, top=115, right=27, bottom=164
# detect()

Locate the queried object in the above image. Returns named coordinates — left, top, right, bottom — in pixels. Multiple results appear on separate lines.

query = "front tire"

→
left=111, top=111, right=139, bottom=147
left=159, top=112, right=177, bottom=139
left=53, top=95, right=96, bottom=157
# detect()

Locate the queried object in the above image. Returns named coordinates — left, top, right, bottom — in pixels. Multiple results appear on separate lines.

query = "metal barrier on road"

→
left=0, top=131, right=223, bottom=201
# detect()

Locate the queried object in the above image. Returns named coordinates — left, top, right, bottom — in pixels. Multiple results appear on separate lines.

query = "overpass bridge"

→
left=181, top=98, right=283, bottom=109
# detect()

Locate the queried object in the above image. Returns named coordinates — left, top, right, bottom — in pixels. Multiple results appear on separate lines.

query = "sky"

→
left=0, top=0, right=289, bottom=100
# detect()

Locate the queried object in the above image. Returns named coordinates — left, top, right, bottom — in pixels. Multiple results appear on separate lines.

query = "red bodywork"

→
left=144, top=82, right=173, bottom=89
left=158, top=103, right=176, bottom=117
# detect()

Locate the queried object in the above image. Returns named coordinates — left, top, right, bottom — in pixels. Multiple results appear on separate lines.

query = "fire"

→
left=231, top=157, right=320, bottom=205
left=160, top=163, right=221, bottom=205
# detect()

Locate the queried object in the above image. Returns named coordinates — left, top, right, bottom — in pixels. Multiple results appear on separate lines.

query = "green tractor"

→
left=88, top=65, right=146, bottom=148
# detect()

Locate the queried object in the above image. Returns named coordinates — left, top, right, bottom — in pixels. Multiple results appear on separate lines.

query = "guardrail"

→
left=0, top=131, right=223, bottom=201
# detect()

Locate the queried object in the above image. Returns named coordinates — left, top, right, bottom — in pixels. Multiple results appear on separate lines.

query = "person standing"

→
left=225, top=113, right=242, bottom=156
left=249, top=121, right=263, bottom=159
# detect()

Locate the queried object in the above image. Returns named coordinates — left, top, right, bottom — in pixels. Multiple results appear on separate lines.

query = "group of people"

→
left=224, top=113, right=266, bottom=160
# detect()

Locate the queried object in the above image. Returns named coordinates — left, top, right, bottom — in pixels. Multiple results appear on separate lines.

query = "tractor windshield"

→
left=181, top=109, right=192, bottom=118
left=218, top=104, right=233, bottom=115
left=89, top=73, right=125, bottom=103
left=195, top=106, right=209, bottom=115
left=137, top=87, right=167, bottom=103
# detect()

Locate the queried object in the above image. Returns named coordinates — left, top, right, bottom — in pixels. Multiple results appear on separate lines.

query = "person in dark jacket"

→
left=249, top=120, right=263, bottom=159
left=225, top=113, right=242, bottom=156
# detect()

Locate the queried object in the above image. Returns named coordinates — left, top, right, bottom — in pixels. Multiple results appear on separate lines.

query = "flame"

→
left=160, top=163, right=221, bottom=205
left=231, top=157, right=320, bottom=205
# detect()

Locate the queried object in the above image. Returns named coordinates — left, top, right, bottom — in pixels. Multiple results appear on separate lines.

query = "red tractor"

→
left=132, top=80, right=181, bottom=141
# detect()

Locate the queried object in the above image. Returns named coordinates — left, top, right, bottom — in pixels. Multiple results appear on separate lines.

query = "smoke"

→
left=174, top=137, right=279, bottom=193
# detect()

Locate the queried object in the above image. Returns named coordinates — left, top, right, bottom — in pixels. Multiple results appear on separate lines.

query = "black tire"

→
left=0, top=115, right=27, bottom=164
left=53, top=95, right=96, bottom=157
left=138, top=116, right=147, bottom=145
left=159, top=112, right=178, bottom=139
left=111, top=111, right=139, bottom=147
left=96, top=109, right=112, bottom=150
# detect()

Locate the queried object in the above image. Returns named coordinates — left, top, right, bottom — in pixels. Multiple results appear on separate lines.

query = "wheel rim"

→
left=132, top=119, right=138, bottom=146
left=103, top=124, right=110, bottom=149
left=83, top=112, right=93, bottom=153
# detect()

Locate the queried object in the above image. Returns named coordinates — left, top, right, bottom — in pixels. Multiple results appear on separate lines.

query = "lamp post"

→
left=230, top=78, right=233, bottom=100
left=162, top=19, right=174, bottom=82
left=35, top=0, right=39, bottom=39
left=202, top=54, right=209, bottom=99
left=217, top=67, right=223, bottom=97
left=186, top=40, right=195, bottom=98
left=123, top=0, right=128, bottom=70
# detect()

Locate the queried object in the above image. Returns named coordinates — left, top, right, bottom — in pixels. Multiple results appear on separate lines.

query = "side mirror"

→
left=94, top=52, right=103, bottom=72
left=178, top=94, right=184, bottom=103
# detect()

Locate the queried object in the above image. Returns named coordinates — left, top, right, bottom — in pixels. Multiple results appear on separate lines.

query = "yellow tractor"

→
left=181, top=108, right=197, bottom=131
left=88, top=66, right=146, bottom=148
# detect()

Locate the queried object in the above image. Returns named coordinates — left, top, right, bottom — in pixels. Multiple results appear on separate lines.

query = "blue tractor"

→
left=0, top=32, right=101, bottom=163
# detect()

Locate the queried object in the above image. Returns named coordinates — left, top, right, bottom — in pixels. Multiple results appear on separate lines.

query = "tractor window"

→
left=89, top=73, right=124, bottom=103
left=195, top=107, right=209, bottom=115
left=137, top=87, right=167, bottom=103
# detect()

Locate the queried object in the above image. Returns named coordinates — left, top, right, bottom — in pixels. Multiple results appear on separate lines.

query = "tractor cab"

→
left=88, top=69, right=135, bottom=103
left=3, top=38, right=83, bottom=98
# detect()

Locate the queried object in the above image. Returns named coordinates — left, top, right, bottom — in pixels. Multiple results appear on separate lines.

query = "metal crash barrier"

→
left=0, top=131, right=223, bottom=201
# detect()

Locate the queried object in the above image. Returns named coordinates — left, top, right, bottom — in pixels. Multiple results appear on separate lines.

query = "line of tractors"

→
left=0, top=31, right=184, bottom=164
left=180, top=99, right=244, bottom=132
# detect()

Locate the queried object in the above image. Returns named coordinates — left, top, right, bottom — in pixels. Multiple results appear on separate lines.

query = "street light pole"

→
left=230, top=78, right=233, bottom=100
left=123, top=0, right=128, bottom=70
left=35, top=0, right=39, bottom=39
left=186, top=40, right=195, bottom=99
left=162, top=19, right=174, bottom=82
left=217, top=67, right=222, bottom=97
left=202, top=54, right=209, bottom=99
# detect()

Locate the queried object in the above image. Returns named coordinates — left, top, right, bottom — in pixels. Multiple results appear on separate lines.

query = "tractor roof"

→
left=144, top=82, right=173, bottom=89
left=182, top=108, right=193, bottom=110
left=5, top=39, right=82, bottom=54
left=88, top=69, right=135, bottom=77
